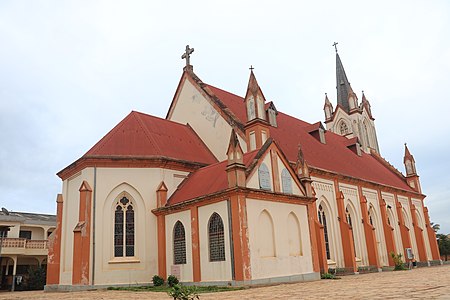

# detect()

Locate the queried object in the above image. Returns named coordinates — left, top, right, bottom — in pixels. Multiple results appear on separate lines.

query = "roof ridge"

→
left=369, top=150, right=408, bottom=183
left=84, top=112, right=135, bottom=156
left=133, top=111, right=163, bottom=155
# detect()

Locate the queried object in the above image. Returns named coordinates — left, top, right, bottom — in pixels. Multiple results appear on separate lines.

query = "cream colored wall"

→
left=412, top=199, right=432, bottom=260
left=198, top=201, right=232, bottom=282
left=398, top=196, right=419, bottom=258
left=169, top=79, right=246, bottom=160
left=58, top=166, right=189, bottom=286
left=165, top=210, right=193, bottom=282
left=60, top=168, right=93, bottom=285
left=362, top=188, right=388, bottom=266
left=382, top=192, right=404, bottom=256
left=340, top=183, right=368, bottom=266
left=246, top=199, right=313, bottom=280
left=311, top=177, right=343, bottom=267
left=19, top=226, right=45, bottom=240
left=2, top=221, right=20, bottom=238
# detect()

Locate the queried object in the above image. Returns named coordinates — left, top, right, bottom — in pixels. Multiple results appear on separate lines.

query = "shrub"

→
left=27, top=266, right=46, bottom=290
left=152, top=275, right=165, bottom=286
left=390, top=252, right=407, bottom=271
left=167, top=275, right=179, bottom=287
left=168, top=284, right=199, bottom=300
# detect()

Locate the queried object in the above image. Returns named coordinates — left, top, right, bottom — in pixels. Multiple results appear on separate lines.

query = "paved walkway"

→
left=2, top=265, right=450, bottom=299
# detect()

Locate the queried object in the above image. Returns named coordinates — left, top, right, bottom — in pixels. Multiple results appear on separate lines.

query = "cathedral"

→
left=45, top=46, right=441, bottom=290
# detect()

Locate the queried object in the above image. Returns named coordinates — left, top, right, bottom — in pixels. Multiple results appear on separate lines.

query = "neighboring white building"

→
left=0, top=209, right=56, bottom=291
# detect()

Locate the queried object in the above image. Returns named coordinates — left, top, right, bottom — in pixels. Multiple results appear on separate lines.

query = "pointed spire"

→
left=336, top=51, right=356, bottom=113
left=227, top=129, right=244, bottom=166
left=245, top=67, right=267, bottom=122
left=323, top=93, right=334, bottom=121
left=403, top=143, right=416, bottom=176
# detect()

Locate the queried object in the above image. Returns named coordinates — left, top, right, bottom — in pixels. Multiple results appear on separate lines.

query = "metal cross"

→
left=249, top=65, right=254, bottom=71
left=181, top=45, right=194, bottom=66
left=333, top=42, right=338, bottom=53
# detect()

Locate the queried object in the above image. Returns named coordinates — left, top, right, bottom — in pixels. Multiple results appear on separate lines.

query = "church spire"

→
left=244, top=67, right=267, bottom=122
left=336, top=49, right=357, bottom=113
left=244, top=67, right=270, bottom=151
left=403, top=143, right=416, bottom=176
left=403, top=143, right=421, bottom=193
left=323, top=93, right=333, bottom=122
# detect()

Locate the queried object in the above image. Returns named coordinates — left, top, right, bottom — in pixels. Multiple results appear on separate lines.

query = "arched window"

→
left=318, top=204, right=331, bottom=260
left=247, top=96, right=256, bottom=120
left=346, top=205, right=358, bottom=258
left=287, top=212, right=302, bottom=256
left=208, top=213, right=225, bottom=262
left=173, top=221, right=186, bottom=265
left=258, top=210, right=276, bottom=257
left=258, top=163, right=272, bottom=190
left=281, top=168, right=292, bottom=194
left=339, top=121, right=349, bottom=135
left=114, top=196, right=135, bottom=257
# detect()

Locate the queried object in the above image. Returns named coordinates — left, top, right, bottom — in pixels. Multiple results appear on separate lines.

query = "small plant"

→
left=321, top=272, right=340, bottom=280
left=152, top=274, right=165, bottom=286
left=168, top=284, right=199, bottom=300
left=390, top=252, right=407, bottom=271
left=167, top=275, right=179, bottom=287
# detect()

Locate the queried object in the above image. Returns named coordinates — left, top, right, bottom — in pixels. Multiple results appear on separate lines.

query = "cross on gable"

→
left=181, top=45, right=194, bottom=67
left=333, top=42, right=339, bottom=53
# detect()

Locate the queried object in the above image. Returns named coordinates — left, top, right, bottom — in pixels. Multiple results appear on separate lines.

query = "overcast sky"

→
left=1, top=1, right=449, bottom=233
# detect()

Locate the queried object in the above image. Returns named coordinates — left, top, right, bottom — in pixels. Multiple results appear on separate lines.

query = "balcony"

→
left=0, top=238, right=48, bottom=256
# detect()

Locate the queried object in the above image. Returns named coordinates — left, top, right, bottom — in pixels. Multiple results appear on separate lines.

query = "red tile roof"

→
left=84, top=111, right=217, bottom=165
left=205, top=84, right=414, bottom=192
left=168, top=150, right=259, bottom=205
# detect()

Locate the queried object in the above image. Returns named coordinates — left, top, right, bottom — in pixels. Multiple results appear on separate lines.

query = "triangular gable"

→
left=245, top=139, right=307, bottom=196
left=166, top=70, right=246, bottom=140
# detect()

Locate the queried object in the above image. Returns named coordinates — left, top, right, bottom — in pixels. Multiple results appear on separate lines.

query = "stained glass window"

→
left=173, top=221, right=186, bottom=264
left=114, top=196, right=135, bottom=257
left=208, top=213, right=225, bottom=262
left=318, top=205, right=331, bottom=260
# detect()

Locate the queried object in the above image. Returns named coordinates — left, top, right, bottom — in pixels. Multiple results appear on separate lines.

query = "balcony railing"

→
left=1, top=238, right=48, bottom=249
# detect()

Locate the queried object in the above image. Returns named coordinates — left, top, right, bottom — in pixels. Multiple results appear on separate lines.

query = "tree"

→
left=430, top=222, right=440, bottom=233
left=437, top=234, right=450, bottom=261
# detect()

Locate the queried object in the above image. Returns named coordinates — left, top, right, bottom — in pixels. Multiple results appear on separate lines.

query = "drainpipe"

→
left=227, top=199, right=235, bottom=280
left=92, top=167, right=97, bottom=286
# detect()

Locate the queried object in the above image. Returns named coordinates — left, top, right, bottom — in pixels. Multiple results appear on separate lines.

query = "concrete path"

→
left=2, top=264, right=450, bottom=299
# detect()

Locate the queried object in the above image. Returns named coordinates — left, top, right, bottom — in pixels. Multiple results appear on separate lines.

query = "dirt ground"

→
left=1, top=264, right=450, bottom=299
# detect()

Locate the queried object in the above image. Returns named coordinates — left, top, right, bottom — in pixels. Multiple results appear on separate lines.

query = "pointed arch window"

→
left=114, top=196, right=135, bottom=257
left=339, top=121, right=349, bottom=135
left=173, top=221, right=186, bottom=264
left=318, top=204, right=331, bottom=260
left=281, top=168, right=293, bottom=194
left=208, top=213, right=225, bottom=262
left=258, top=163, right=271, bottom=190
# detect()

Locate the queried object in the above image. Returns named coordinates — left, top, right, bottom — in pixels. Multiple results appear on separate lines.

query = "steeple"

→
left=336, top=51, right=358, bottom=113
left=323, top=93, right=333, bottom=122
left=361, top=91, right=373, bottom=119
left=403, top=143, right=416, bottom=176
left=403, top=143, right=421, bottom=193
left=226, top=129, right=246, bottom=188
left=245, top=67, right=267, bottom=122
left=244, top=67, right=271, bottom=151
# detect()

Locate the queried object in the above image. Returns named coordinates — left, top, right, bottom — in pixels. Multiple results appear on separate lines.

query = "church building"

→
left=45, top=46, right=441, bottom=290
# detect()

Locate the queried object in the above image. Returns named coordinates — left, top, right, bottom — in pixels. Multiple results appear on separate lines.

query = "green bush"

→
left=168, top=284, right=199, bottom=300
left=390, top=252, right=407, bottom=271
left=152, top=275, right=165, bottom=286
left=167, top=275, right=179, bottom=287
left=27, top=266, right=46, bottom=290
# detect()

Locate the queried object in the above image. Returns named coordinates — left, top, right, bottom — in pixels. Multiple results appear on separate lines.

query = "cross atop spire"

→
left=249, top=65, right=254, bottom=71
left=333, top=42, right=339, bottom=53
left=181, top=45, right=194, bottom=71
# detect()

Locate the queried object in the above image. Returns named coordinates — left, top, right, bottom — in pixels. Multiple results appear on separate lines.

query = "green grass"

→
left=107, top=285, right=245, bottom=293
